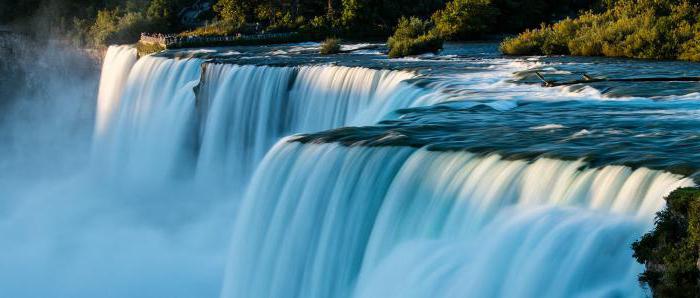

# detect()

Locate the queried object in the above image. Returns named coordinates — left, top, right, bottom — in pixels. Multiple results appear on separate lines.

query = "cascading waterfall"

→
left=196, top=63, right=413, bottom=186
left=220, top=141, right=693, bottom=298
left=6, top=38, right=699, bottom=298
left=95, top=53, right=203, bottom=182
left=88, top=46, right=698, bottom=298
left=287, top=65, right=414, bottom=128
left=96, top=46, right=416, bottom=186
left=94, top=45, right=137, bottom=137
left=195, top=63, right=297, bottom=186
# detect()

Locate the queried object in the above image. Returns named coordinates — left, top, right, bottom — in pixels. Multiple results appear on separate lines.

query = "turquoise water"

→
left=1, top=40, right=699, bottom=297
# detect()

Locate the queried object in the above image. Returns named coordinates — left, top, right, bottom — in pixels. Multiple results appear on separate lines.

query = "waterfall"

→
left=95, top=54, right=203, bottom=182
left=220, top=141, right=693, bottom=298
left=95, top=52, right=415, bottom=185
left=195, top=64, right=297, bottom=186
left=196, top=63, right=413, bottom=186
left=94, top=46, right=137, bottom=137
left=90, top=51, right=696, bottom=298
left=287, top=65, right=414, bottom=129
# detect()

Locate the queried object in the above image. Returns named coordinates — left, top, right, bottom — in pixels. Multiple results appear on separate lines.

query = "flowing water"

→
left=2, top=40, right=700, bottom=297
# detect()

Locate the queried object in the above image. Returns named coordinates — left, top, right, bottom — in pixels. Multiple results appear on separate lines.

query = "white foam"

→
left=531, top=124, right=567, bottom=130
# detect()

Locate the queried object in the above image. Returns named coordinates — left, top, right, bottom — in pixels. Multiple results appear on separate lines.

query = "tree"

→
left=147, top=0, right=177, bottom=31
left=214, top=0, right=248, bottom=26
left=431, top=0, right=499, bottom=40
left=147, top=0, right=174, bottom=21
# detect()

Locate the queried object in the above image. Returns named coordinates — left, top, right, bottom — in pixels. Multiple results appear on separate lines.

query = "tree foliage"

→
left=632, top=187, right=700, bottom=297
left=501, top=0, right=700, bottom=62
left=387, top=17, right=443, bottom=58
left=0, top=0, right=596, bottom=48
left=431, top=0, right=499, bottom=39
left=320, top=37, right=341, bottom=54
left=213, top=0, right=248, bottom=26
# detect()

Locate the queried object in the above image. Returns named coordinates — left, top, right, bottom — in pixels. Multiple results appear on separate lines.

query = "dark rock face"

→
left=632, top=187, right=700, bottom=297
left=179, top=0, right=213, bottom=28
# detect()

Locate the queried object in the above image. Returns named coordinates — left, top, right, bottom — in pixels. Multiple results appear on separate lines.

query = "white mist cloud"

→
left=0, top=37, right=233, bottom=298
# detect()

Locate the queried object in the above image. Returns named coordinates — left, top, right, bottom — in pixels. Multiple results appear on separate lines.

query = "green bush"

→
left=266, top=12, right=306, bottom=33
left=500, top=28, right=550, bottom=56
left=501, top=0, right=700, bottom=62
left=84, top=0, right=180, bottom=47
left=213, top=0, right=248, bottom=27
left=387, top=17, right=444, bottom=58
left=632, top=187, right=700, bottom=297
left=179, top=21, right=242, bottom=37
left=320, top=37, right=341, bottom=55
left=89, top=8, right=154, bottom=46
left=431, top=0, right=500, bottom=40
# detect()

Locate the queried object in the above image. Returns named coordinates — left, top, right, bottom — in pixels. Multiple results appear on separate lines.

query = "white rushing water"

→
left=96, top=46, right=415, bottom=187
left=220, top=142, right=693, bottom=298
left=95, top=54, right=203, bottom=183
left=4, top=44, right=695, bottom=298
left=94, top=45, right=137, bottom=137
left=197, top=63, right=413, bottom=186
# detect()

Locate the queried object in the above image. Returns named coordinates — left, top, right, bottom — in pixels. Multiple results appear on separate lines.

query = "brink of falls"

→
left=2, top=42, right=700, bottom=298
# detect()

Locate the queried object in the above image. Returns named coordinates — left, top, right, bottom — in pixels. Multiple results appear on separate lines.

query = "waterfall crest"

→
left=94, top=45, right=137, bottom=137
left=220, top=142, right=693, bottom=298
left=196, top=63, right=414, bottom=186
left=95, top=51, right=416, bottom=185
left=95, top=54, right=203, bottom=182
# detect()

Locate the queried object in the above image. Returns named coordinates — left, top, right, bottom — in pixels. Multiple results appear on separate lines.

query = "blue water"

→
left=1, top=39, right=699, bottom=298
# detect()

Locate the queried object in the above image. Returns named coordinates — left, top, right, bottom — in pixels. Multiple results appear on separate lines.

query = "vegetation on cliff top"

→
left=501, top=0, right=700, bottom=62
left=632, top=187, right=700, bottom=297
left=2, top=0, right=592, bottom=49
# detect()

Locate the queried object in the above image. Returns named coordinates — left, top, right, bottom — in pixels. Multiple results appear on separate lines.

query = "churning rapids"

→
left=2, top=40, right=700, bottom=298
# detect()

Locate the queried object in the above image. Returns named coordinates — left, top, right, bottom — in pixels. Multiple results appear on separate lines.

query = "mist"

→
left=0, top=31, right=231, bottom=298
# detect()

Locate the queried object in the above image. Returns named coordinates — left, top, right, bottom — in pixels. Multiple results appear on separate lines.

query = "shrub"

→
left=213, top=0, right=248, bottom=27
left=387, top=17, right=443, bottom=58
left=500, top=28, right=549, bottom=56
left=320, top=37, right=341, bottom=55
left=501, top=0, right=700, bottom=62
left=178, top=21, right=242, bottom=37
left=266, top=12, right=306, bottom=33
left=632, top=187, right=700, bottom=297
left=85, top=1, right=180, bottom=47
left=680, top=34, right=700, bottom=61
left=89, top=8, right=153, bottom=46
left=431, top=0, right=499, bottom=40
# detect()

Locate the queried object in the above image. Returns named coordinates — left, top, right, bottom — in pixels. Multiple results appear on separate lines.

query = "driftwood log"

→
left=534, top=71, right=700, bottom=87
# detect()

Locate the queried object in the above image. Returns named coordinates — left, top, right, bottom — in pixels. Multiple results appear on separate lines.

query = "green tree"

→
left=432, top=0, right=500, bottom=39
left=632, top=188, right=700, bottom=297
left=146, top=0, right=178, bottom=31
left=387, top=16, right=443, bottom=57
left=147, top=0, right=174, bottom=20
left=214, top=0, right=248, bottom=26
